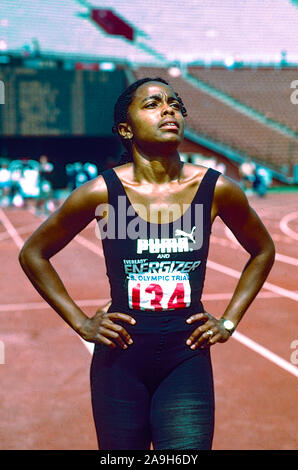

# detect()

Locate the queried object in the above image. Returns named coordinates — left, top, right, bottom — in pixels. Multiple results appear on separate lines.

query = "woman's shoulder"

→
left=105, top=163, right=140, bottom=187
left=64, top=173, right=110, bottom=209
left=213, top=172, right=249, bottom=215
left=183, top=162, right=225, bottom=186
left=181, top=160, right=237, bottom=191
left=182, top=162, right=209, bottom=180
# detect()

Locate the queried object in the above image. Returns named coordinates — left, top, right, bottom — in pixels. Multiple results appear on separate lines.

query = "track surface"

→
left=0, top=191, right=297, bottom=450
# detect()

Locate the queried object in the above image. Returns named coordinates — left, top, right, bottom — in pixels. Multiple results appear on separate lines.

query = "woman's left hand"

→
left=185, top=312, right=231, bottom=349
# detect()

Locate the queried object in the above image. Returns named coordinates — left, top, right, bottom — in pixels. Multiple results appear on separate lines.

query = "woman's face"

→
left=120, top=81, right=185, bottom=152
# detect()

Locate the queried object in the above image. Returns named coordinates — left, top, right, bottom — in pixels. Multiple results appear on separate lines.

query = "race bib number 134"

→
left=128, top=275, right=191, bottom=311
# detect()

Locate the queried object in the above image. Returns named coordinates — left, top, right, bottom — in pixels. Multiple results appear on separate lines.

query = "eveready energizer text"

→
left=124, top=259, right=201, bottom=274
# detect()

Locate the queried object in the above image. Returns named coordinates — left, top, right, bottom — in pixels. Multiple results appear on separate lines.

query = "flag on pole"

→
left=91, top=9, right=135, bottom=41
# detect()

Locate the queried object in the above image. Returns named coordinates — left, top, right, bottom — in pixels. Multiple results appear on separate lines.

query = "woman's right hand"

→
left=78, top=309, right=136, bottom=350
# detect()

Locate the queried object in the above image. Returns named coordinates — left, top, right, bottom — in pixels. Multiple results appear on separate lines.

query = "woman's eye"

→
left=145, top=102, right=157, bottom=108
left=145, top=101, right=180, bottom=109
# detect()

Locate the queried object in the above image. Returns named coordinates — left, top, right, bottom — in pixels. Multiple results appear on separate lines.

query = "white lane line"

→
left=79, top=337, right=95, bottom=354
left=51, top=230, right=298, bottom=376
left=224, top=227, right=298, bottom=267
left=232, top=331, right=298, bottom=378
left=74, top=233, right=104, bottom=257
left=203, top=291, right=284, bottom=300
left=0, top=222, right=40, bottom=242
left=275, top=252, right=298, bottom=267
left=0, top=209, right=24, bottom=249
left=0, top=298, right=111, bottom=312
left=207, top=259, right=298, bottom=302
left=1, top=292, right=289, bottom=313
left=2, top=209, right=297, bottom=376
left=1, top=300, right=296, bottom=376
left=0, top=209, right=103, bottom=355
left=280, top=211, right=298, bottom=242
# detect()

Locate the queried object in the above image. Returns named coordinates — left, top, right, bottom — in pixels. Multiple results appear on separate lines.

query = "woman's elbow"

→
left=19, top=243, right=30, bottom=270
left=18, top=241, right=39, bottom=270
left=267, top=237, right=275, bottom=259
left=261, top=238, right=276, bottom=270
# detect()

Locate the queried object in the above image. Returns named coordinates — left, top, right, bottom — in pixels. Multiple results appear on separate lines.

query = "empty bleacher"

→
left=1, top=1, right=298, bottom=180
left=2, top=1, right=298, bottom=66
left=133, top=67, right=298, bottom=176
left=188, top=67, right=298, bottom=133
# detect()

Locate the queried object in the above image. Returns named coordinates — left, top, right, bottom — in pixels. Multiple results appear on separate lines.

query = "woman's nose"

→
left=161, top=103, right=175, bottom=115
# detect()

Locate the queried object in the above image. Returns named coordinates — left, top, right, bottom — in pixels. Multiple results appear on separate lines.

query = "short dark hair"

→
left=112, top=77, right=187, bottom=164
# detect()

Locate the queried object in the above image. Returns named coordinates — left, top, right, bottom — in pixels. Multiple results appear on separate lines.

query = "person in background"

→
left=252, top=166, right=272, bottom=197
left=74, top=162, right=99, bottom=188
left=0, top=161, right=11, bottom=207
left=36, top=155, right=54, bottom=215
left=239, top=159, right=256, bottom=190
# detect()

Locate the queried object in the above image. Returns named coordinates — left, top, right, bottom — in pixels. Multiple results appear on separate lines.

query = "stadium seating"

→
left=1, top=0, right=298, bottom=179
left=134, top=67, right=298, bottom=175
left=188, top=67, right=298, bottom=132
left=1, top=0, right=298, bottom=65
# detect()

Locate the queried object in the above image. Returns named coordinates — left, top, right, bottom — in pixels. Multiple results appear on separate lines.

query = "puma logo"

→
left=175, top=226, right=196, bottom=243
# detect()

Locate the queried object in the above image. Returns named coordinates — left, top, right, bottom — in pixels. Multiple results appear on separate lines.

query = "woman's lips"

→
left=159, top=120, right=179, bottom=129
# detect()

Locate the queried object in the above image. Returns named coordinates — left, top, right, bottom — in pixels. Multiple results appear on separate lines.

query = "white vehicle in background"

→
left=0, top=160, right=12, bottom=207
left=8, top=159, right=40, bottom=208
left=6, top=159, right=54, bottom=213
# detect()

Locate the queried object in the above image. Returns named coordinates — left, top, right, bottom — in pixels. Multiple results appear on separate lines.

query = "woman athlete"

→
left=19, top=77, right=275, bottom=450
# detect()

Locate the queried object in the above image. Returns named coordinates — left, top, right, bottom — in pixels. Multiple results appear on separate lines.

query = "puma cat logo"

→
left=175, top=226, right=196, bottom=243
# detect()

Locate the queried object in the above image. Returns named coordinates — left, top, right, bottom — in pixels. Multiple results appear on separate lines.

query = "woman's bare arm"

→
left=186, top=175, right=275, bottom=348
left=19, top=176, right=136, bottom=349
left=19, top=177, right=107, bottom=334
left=214, top=175, right=275, bottom=326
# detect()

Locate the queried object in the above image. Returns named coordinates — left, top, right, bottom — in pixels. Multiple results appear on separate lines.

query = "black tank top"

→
left=98, top=167, right=221, bottom=315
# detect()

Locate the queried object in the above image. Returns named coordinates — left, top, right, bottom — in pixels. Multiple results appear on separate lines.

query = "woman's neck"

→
left=132, top=149, right=184, bottom=184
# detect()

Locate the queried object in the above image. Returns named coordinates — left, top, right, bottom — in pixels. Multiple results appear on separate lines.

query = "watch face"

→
left=223, top=320, right=234, bottom=331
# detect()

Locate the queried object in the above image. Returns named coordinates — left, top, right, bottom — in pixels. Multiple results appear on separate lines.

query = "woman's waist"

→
left=108, top=299, right=204, bottom=315
left=107, top=302, right=205, bottom=333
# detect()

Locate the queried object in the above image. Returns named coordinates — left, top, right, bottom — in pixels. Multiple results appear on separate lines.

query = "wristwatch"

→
left=220, top=318, right=236, bottom=335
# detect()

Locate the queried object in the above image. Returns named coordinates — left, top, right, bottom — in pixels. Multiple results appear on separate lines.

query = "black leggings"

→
left=90, top=309, right=215, bottom=450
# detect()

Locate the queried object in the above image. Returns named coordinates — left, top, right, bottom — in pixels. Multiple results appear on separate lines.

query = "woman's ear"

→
left=118, top=123, right=133, bottom=140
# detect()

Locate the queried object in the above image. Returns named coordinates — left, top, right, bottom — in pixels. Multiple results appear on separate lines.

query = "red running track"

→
left=0, top=191, right=297, bottom=450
